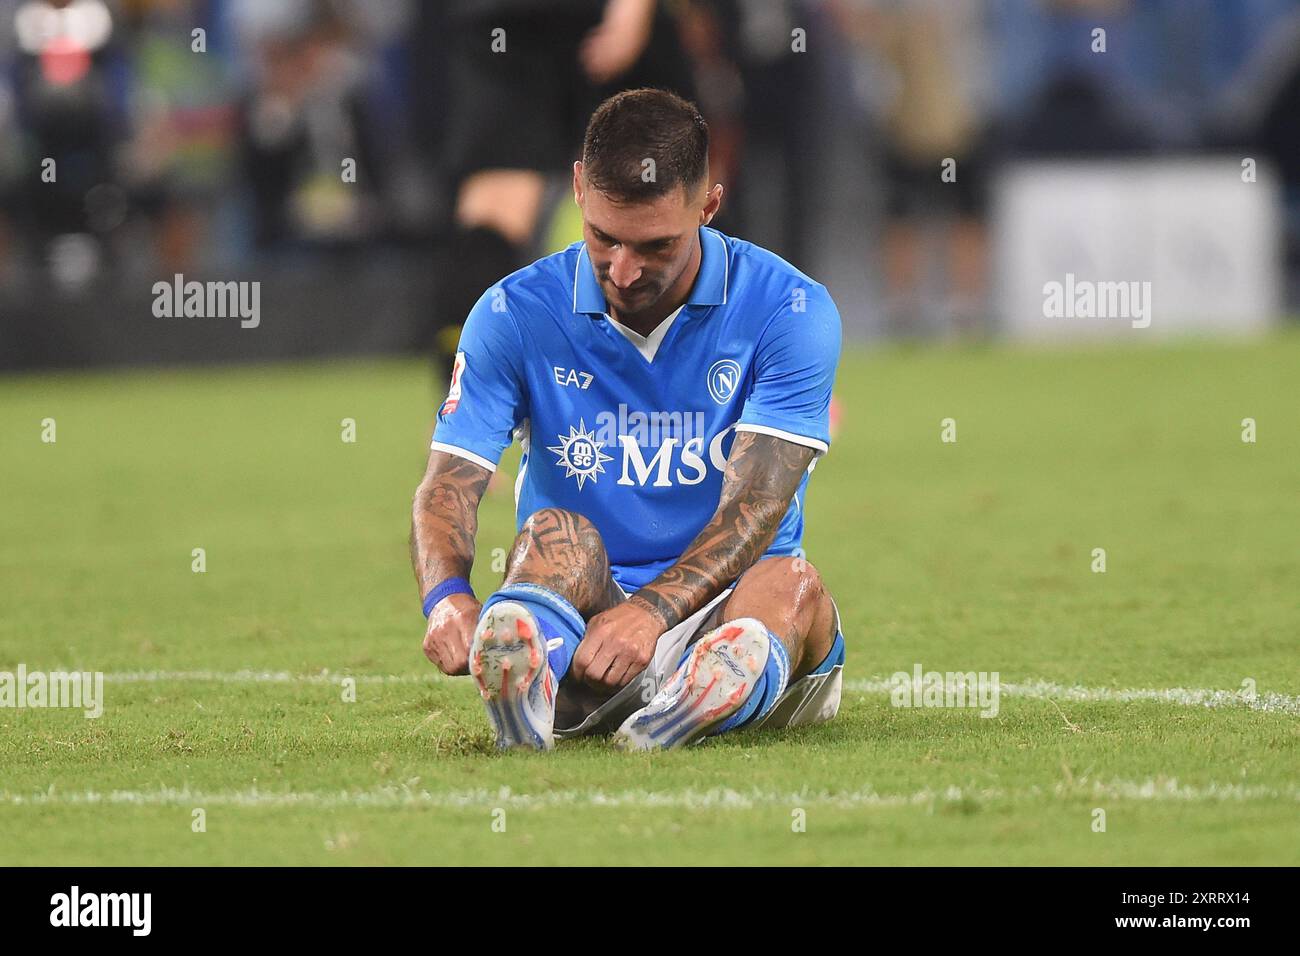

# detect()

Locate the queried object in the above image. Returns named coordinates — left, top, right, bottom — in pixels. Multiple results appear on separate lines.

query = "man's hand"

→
left=422, top=592, right=482, bottom=676
left=571, top=598, right=666, bottom=692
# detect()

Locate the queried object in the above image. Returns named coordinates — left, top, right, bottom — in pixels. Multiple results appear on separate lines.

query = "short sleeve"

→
left=430, top=287, right=528, bottom=472
left=735, top=285, right=841, bottom=455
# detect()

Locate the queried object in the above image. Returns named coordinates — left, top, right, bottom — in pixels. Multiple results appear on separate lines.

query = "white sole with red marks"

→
left=469, top=602, right=555, bottom=751
left=613, top=618, right=770, bottom=752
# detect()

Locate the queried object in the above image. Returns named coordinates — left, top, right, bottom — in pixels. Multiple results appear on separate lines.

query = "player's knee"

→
left=519, top=507, right=605, bottom=553
left=763, top=554, right=823, bottom=585
left=774, top=556, right=826, bottom=616
left=747, top=555, right=826, bottom=609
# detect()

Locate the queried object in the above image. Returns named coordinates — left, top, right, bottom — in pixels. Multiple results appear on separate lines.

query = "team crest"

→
left=547, top=419, right=613, bottom=490
left=707, top=358, right=742, bottom=405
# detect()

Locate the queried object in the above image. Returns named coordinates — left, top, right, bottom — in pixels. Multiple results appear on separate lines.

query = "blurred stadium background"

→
left=4, top=1, right=1299, bottom=867
left=2, top=0, right=1299, bottom=372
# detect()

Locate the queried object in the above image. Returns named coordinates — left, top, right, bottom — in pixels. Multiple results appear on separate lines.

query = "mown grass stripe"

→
left=3, top=780, right=1296, bottom=810
left=843, top=678, right=1300, bottom=715
left=89, top=671, right=1300, bottom=715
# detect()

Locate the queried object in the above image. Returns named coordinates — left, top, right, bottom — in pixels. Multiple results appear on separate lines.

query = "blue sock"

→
left=808, top=632, right=845, bottom=676
left=480, top=583, right=585, bottom=680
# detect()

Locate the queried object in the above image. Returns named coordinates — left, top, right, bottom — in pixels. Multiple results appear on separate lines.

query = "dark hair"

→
left=581, top=89, right=709, bottom=202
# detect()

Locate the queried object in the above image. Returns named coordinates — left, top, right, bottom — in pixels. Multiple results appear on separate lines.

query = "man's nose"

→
left=607, top=248, right=643, bottom=289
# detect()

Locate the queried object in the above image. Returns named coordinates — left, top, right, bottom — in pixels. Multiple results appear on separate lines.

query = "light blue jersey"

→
left=432, top=226, right=841, bottom=591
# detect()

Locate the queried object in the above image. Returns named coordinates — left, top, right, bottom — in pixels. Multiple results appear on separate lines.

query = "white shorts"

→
left=553, top=585, right=844, bottom=739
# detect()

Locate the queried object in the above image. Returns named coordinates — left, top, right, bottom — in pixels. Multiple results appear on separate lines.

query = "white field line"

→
left=102, top=670, right=443, bottom=685
left=96, top=670, right=1300, bottom=715
left=843, top=677, right=1300, bottom=716
left=1, top=779, right=1296, bottom=811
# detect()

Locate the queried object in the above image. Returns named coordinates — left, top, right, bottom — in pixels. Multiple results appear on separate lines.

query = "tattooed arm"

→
left=632, top=431, right=814, bottom=629
left=571, top=431, right=814, bottom=689
left=411, top=450, right=492, bottom=674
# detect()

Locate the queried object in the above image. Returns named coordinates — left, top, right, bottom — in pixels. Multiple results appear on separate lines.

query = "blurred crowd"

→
left=2, top=0, right=1299, bottom=362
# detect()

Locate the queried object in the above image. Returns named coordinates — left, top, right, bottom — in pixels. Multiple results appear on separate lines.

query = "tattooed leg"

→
left=719, top=556, right=838, bottom=680
left=497, top=508, right=628, bottom=725
left=501, top=507, right=625, bottom=619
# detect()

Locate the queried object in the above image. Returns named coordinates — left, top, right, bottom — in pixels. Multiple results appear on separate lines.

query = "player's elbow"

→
left=412, top=477, right=434, bottom=517
left=748, top=494, right=796, bottom=538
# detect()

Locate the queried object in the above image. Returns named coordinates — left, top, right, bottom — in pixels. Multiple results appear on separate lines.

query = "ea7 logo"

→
left=553, top=366, right=593, bottom=389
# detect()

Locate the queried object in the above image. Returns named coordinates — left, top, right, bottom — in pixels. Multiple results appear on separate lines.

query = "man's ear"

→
left=572, top=161, right=584, bottom=205
left=700, top=183, right=724, bottom=225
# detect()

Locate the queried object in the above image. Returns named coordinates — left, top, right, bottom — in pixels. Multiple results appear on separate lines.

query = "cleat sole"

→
left=613, top=619, right=769, bottom=752
left=469, top=602, right=556, bottom=751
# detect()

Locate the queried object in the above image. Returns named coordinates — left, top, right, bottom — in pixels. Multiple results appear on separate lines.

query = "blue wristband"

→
left=422, top=577, right=475, bottom=617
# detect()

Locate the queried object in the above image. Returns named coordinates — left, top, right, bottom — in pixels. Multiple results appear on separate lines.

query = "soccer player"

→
left=411, top=89, right=844, bottom=751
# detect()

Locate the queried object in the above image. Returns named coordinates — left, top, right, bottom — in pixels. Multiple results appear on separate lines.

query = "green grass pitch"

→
left=1, top=332, right=1297, bottom=865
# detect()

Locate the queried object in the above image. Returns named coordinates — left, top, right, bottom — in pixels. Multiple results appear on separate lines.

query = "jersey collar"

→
left=573, top=226, right=729, bottom=316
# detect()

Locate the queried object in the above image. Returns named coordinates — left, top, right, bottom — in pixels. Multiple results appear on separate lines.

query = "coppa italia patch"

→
left=441, top=351, right=466, bottom=416
left=49, top=886, right=152, bottom=936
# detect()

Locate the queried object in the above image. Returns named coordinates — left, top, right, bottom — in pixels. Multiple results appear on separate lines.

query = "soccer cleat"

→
left=612, top=617, right=770, bottom=752
left=469, top=601, right=557, bottom=751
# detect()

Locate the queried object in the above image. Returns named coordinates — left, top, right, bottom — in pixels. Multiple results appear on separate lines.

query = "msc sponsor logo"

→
left=547, top=419, right=614, bottom=489
left=549, top=414, right=739, bottom=491
left=615, top=422, right=737, bottom=488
